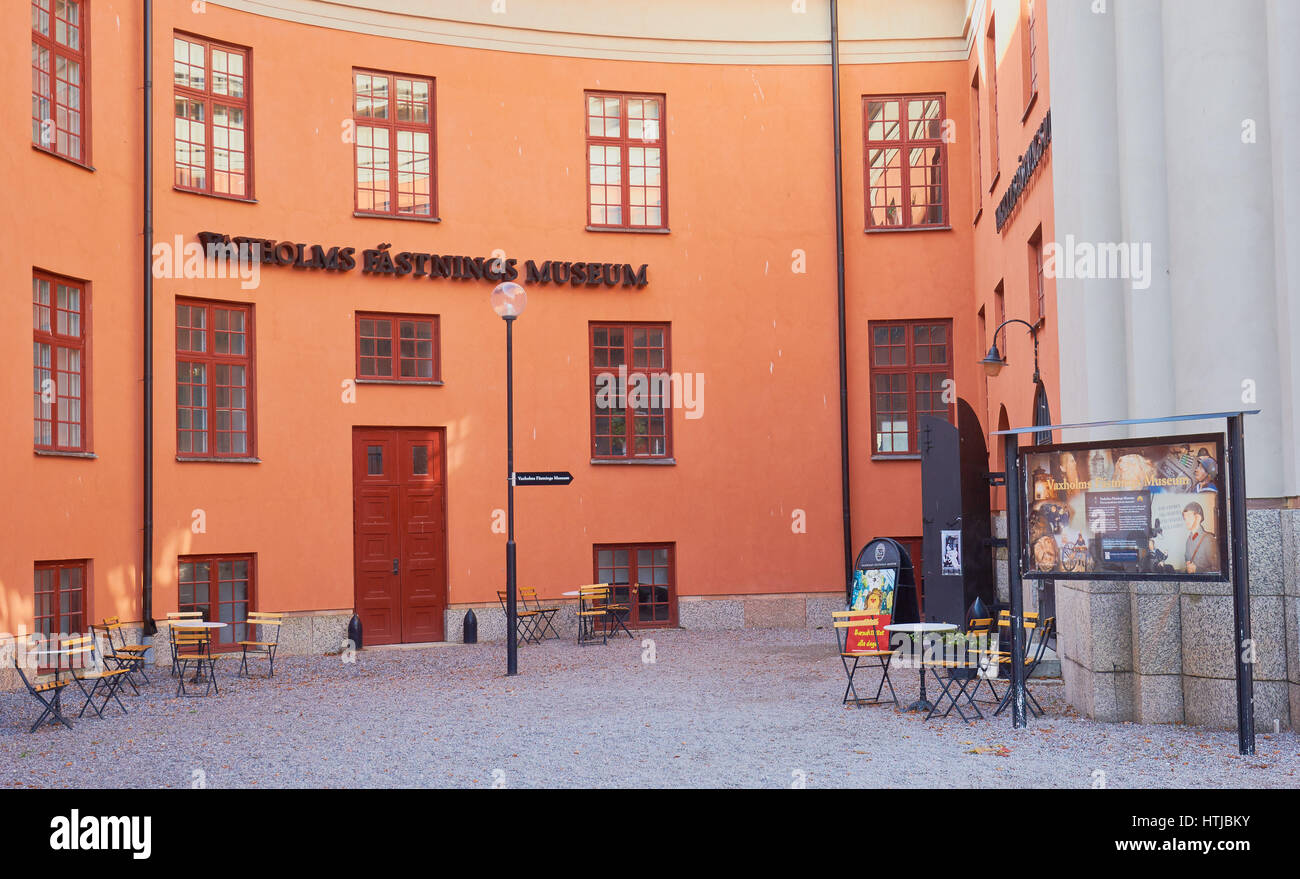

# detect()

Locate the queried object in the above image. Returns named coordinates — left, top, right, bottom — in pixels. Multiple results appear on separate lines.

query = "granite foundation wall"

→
left=441, top=593, right=847, bottom=643
left=1059, top=508, right=1299, bottom=731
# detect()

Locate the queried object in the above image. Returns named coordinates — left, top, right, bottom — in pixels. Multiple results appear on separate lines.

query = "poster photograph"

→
left=941, top=529, right=962, bottom=575
left=1020, top=432, right=1227, bottom=580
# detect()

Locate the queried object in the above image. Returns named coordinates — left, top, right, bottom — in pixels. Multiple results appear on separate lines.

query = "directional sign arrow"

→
left=513, top=471, right=574, bottom=486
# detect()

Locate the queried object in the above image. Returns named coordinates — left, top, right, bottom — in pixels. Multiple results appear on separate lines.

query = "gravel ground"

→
left=1, top=628, right=1295, bottom=789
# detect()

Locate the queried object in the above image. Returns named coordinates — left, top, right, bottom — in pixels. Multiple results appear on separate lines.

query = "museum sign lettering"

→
left=193, top=231, right=649, bottom=288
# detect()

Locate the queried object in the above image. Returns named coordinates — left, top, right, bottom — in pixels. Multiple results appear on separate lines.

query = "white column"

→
left=1046, top=0, right=1130, bottom=441
left=1161, top=0, right=1281, bottom=497
left=1114, top=0, right=1175, bottom=435
left=1266, top=0, right=1300, bottom=498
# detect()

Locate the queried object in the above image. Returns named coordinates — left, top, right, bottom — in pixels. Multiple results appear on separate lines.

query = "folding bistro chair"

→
left=497, top=590, right=543, bottom=645
left=994, top=615, right=1055, bottom=718
left=238, top=611, right=283, bottom=678
left=93, top=617, right=151, bottom=691
left=601, top=583, right=634, bottom=640
left=921, top=641, right=985, bottom=722
left=14, top=651, right=72, bottom=733
left=166, top=612, right=204, bottom=677
left=518, top=587, right=560, bottom=640
left=172, top=625, right=220, bottom=697
left=965, top=616, right=1002, bottom=704
left=831, top=611, right=897, bottom=708
left=576, top=585, right=612, bottom=646
left=63, top=635, right=130, bottom=719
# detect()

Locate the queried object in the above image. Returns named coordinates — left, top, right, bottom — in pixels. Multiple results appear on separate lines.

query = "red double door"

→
left=352, top=428, right=448, bottom=644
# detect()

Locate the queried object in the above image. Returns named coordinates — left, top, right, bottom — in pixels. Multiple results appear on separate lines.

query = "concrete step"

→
left=1032, top=646, right=1060, bottom=679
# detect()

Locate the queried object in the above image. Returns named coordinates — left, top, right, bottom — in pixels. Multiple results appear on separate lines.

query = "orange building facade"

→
left=1, top=0, right=1057, bottom=662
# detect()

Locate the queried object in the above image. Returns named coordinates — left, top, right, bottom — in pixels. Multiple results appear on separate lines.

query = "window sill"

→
left=35, top=449, right=97, bottom=459
left=173, top=186, right=258, bottom=205
left=354, top=378, right=444, bottom=386
left=176, top=456, right=262, bottom=464
left=353, top=212, right=442, bottom=223
left=1021, top=91, right=1039, bottom=124
left=590, top=457, right=676, bottom=466
left=871, top=454, right=922, bottom=461
left=972, top=207, right=983, bottom=227
left=988, top=171, right=1001, bottom=195
left=32, top=144, right=95, bottom=172
left=864, top=225, right=952, bottom=235
left=585, top=226, right=671, bottom=235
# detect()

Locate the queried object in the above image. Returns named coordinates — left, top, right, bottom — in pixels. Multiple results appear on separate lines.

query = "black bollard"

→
left=463, top=609, right=478, bottom=644
left=347, top=612, right=363, bottom=651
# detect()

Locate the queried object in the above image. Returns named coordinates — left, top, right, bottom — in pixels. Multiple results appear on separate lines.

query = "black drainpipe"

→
left=142, top=0, right=156, bottom=637
left=830, top=0, right=854, bottom=592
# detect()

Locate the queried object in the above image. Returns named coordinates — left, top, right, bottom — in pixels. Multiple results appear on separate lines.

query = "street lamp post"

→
left=491, top=281, right=527, bottom=676
left=980, top=318, right=1040, bottom=383
left=980, top=316, right=1046, bottom=728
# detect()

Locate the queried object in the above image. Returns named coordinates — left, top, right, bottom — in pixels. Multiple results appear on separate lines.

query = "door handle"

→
left=392, top=558, right=399, bottom=575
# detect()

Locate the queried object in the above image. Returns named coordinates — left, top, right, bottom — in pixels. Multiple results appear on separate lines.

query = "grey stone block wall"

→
left=1058, top=508, right=1299, bottom=731
left=444, top=602, right=579, bottom=644
left=678, top=598, right=744, bottom=630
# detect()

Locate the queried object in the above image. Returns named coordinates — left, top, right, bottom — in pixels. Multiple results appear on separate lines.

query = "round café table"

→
left=170, top=621, right=226, bottom=684
left=884, top=622, right=957, bottom=713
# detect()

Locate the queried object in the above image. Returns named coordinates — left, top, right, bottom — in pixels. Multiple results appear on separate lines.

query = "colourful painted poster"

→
left=845, top=568, right=897, bottom=651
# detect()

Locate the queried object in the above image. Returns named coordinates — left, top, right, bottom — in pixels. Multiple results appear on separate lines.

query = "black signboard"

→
left=513, top=471, right=573, bottom=486
left=849, top=537, right=920, bottom=624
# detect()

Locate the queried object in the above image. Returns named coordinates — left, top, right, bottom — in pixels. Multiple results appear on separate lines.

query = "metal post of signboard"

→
left=1003, top=431, right=1028, bottom=728
left=1226, top=414, right=1254, bottom=755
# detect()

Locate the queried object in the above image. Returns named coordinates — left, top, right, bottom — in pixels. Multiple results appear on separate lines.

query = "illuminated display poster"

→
left=1020, top=432, right=1228, bottom=580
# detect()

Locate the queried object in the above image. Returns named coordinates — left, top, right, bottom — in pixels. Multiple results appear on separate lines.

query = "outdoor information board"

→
left=1019, top=432, right=1228, bottom=580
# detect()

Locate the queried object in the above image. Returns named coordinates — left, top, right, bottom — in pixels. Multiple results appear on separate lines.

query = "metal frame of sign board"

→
left=1018, top=430, right=1229, bottom=582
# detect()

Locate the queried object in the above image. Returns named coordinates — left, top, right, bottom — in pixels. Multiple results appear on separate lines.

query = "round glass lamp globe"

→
left=491, top=282, right=527, bottom=318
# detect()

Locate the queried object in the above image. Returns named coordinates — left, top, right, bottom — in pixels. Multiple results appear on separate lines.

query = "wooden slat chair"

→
left=970, top=610, right=1039, bottom=692
left=171, top=625, right=220, bottom=697
left=993, top=615, right=1055, bottom=719
left=518, top=587, right=560, bottom=640
left=238, top=612, right=284, bottom=678
left=497, top=590, right=543, bottom=645
left=920, top=636, right=985, bottom=722
left=576, top=585, right=613, bottom=647
left=166, top=612, right=204, bottom=677
left=831, top=611, right=898, bottom=708
left=601, top=584, right=634, bottom=640
left=965, top=616, right=1001, bottom=704
left=14, top=651, right=72, bottom=733
left=92, top=617, right=151, bottom=691
left=62, top=635, right=130, bottom=719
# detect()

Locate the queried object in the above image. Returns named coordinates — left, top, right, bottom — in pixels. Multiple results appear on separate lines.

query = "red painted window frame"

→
left=1023, top=0, right=1039, bottom=110
left=868, top=319, right=955, bottom=456
left=176, top=298, right=256, bottom=459
left=986, top=17, right=1000, bottom=188
left=31, top=0, right=91, bottom=165
left=173, top=31, right=253, bottom=199
left=177, top=554, right=255, bottom=650
left=589, top=322, right=673, bottom=461
left=1029, top=225, right=1045, bottom=324
left=863, top=93, right=949, bottom=230
left=355, top=312, right=441, bottom=382
left=33, top=270, right=91, bottom=453
left=584, top=90, right=669, bottom=231
left=352, top=68, right=437, bottom=219
left=970, top=71, right=982, bottom=220
left=593, top=543, right=677, bottom=628
left=33, top=560, right=88, bottom=641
